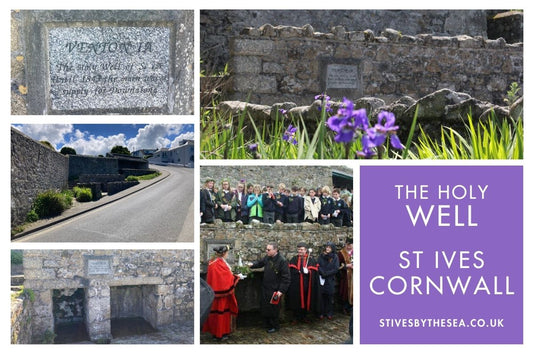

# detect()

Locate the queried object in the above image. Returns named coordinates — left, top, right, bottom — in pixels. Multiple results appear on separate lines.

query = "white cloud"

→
left=66, top=133, right=127, bottom=156
left=126, top=124, right=185, bottom=151
left=12, top=124, right=73, bottom=147
left=12, top=124, right=194, bottom=156
left=170, top=131, right=195, bottom=147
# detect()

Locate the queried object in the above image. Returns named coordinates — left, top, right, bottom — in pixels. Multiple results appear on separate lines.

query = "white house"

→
left=131, top=148, right=158, bottom=159
left=148, top=140, right=194, bottom=167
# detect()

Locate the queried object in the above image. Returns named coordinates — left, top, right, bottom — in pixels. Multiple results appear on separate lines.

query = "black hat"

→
left=213, top=245, right=229, bottom=254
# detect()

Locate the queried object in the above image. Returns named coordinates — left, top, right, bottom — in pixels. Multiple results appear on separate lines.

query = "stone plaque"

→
left=48, top=26, right=170, bottom=112
left=319, top=57, right=363, bottom=100
left=326, top=64, right=360, bottom=89
left=87, top=258, right=112, bottom=275
left=17, top=10, right=194, bottom=115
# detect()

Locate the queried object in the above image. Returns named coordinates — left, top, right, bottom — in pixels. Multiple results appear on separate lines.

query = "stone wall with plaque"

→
left=226, top=24, right=522, bottom=106
left=320, top=59, right=363, bottom=101
left=11, top=10, right=193, bottom=115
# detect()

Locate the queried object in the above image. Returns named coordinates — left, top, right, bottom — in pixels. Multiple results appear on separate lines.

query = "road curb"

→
left=11, top=169, right=171, bottom=241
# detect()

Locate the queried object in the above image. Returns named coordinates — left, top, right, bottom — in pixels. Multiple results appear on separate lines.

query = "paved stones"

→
left=201, top=311, right=351, bottom=344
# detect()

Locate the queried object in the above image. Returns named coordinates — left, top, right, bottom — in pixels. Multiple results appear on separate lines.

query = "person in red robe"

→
left=338, top=238, right=353, bottom=314
left=287, top=242, right=321, bottom=323
left=202, top=245, right=241, bottom=340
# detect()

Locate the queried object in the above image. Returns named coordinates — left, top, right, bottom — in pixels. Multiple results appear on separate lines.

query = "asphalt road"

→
left=15, top=165, right=194, bottom=243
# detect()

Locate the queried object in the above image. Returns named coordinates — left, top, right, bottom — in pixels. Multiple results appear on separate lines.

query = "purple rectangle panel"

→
left=360, top=166, right=523, bottom=344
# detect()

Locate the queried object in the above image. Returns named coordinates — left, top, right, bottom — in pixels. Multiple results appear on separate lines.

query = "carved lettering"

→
left=65, top=41, right=153, bottom=55
left=326, top=64, right=360, bottom=89
left=87, top=259, right=111, bottom=275
left=48, top=26, right=170, bottom=111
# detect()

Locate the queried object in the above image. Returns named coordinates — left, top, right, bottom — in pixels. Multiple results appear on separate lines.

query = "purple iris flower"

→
left=375, top=111, right=403, bottom=149
left=327, top=102, right=370, bottom=144
left=326, top=98, right=403, bottom=159
left=335, top=98, right=354, bottom=120
left=334, top=120, right=357, bottom=143
left=248, top=143, right=258, bottom=152
left=375, top=111, right=399, bottom=132
left=365, top=127, right=386, bottom=148
left=283, top=125, right=298, bottom=145
left=353, top=108, right=370, bottom=130
left=357, top=136, right=377, bottom=158
left=315, top=93, right=331, bottom=101
left=389, top=134, right=403, bottom=149
left=356, top=147, right=376, bottom=159
left=279, top=109, right=288, bottom=116
left=326, top=114, right=348, bottom=133
left=315, top=93, right=332, bottom=112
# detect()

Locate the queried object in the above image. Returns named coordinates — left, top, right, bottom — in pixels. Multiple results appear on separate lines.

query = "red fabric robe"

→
left=338, top=248, right=353, bottom=305
left=287, top=254, right=321, bottom=314
left=202, top=257, right=239, bottom=338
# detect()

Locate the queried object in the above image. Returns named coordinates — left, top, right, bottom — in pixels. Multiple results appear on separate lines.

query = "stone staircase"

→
left=11, top=263, right=24, bottom=291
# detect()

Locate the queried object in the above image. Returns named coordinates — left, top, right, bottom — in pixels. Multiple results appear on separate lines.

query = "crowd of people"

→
left=202, top=239, right=354, bottom=342
left=200, top=178, right=353, bottom=227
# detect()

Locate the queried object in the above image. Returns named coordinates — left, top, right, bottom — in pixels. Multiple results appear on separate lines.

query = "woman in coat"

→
left=318, top=242, right=340, bottom=319
left=304, top=188, right=321, bottom=223
left=246, top=184, right=264, bottom=221
left=202, top=246, right=241, bottom=340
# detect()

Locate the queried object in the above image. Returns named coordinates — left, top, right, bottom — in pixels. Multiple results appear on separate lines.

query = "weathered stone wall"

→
left=78, top=174, right=124, bottom=184
left=11, top=293, right=33, bottom=344
left=201, top=165, right=353, bottom=190
left=487, top=11, right=523, bottom=44
left=200, top=222, right=353, bottom=311
left=11, top=127, right=69, bottom=226
left=115, top=155, right=150, bottom=170
left=200, top=222, right=353, bottom=272
left=68, top=155, right=119, bottom=180
left=23, top=249, right=194, bottom=343
left=227, top=25, right=522, bottom=106
left=69, top=156, right=149, bottom=180
left=107, top=181, right=140, bottom=195
left=201, top=10, right=489, bottom=73
left=121, top=168, right=157, bottom=177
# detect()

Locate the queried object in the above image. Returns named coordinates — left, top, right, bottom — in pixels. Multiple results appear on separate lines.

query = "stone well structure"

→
left=22, top=249, right=194, bottom=343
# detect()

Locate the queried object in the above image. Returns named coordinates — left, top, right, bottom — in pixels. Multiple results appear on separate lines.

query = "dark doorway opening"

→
left=110, top=285, right=158, bottom=339
left=53, top=288, right=89, bottom=343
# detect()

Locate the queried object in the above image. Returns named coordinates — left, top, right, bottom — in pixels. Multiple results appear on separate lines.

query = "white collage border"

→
left=2, top=1, right=530, bottom=354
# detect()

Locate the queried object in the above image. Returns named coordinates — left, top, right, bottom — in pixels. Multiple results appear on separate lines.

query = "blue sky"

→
left=12, top=124, right=194, bottom=156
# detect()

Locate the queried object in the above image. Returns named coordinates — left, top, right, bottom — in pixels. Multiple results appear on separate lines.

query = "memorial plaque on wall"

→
left=48, top=26, right=171, bottom=112
left=326, top=64, right=360, bottom=89
left=85, top=255, right=113, bottom=276
left=20, top=10, right=193, bottom=115
left=319, top=58, right=363, bottom=100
